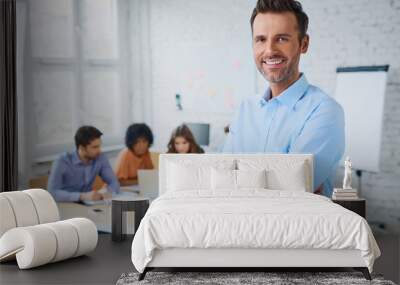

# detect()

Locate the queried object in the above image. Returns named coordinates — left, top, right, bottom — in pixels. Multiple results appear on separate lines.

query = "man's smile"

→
left=262, top=57, right=286, bottom=68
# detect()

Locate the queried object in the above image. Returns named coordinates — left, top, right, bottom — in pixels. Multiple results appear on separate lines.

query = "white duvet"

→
left=131, top=190, right=380, bottom=273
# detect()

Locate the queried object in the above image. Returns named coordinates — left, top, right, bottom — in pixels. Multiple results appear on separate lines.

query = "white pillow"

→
left=166, top=159, right=236, bottom=192
left=211, top=169, right=267, bottom=191
left=211, top=168, right=236, bottom=190
left=236, top=169, right=267, bottom=189
left=266, top=162, right=307, bottom=191
left=168, top=162, right=210, bottom=191
left=238, top=159, right=308, bottom=191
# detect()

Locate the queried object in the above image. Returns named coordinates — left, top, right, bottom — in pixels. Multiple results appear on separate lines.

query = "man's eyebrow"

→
left=253, top=33, right=293, bottom=40
left=253, top=35, right=266, bottom=40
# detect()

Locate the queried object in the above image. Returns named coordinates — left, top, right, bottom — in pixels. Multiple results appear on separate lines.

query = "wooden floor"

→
left=0, top=234, right=398, bottom=285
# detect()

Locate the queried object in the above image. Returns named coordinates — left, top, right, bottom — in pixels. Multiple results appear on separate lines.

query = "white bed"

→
left=131, top=154, right=380, bottom=280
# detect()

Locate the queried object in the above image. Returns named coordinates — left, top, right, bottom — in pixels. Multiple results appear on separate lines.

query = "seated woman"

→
left=115, top=123, right=154, bottom=186
left=167, top=124, right=205, bottom=154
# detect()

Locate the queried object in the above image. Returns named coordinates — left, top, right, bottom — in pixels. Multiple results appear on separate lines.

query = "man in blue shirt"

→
left=223, top=0, right=345, bottom=197
left=48, top=126, right=120, bottom=202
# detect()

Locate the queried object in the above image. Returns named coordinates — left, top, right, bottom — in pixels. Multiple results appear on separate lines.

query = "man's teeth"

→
left=264, top=59, right=284, bottom=65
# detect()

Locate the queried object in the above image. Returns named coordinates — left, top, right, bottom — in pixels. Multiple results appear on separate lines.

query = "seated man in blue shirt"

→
left=48, top=126, right=120, bottom=202
left=223, top=0, right=345, bottom=197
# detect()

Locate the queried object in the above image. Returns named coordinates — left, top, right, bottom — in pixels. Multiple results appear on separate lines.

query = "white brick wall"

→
left=300, top=0, right=400, bottom=234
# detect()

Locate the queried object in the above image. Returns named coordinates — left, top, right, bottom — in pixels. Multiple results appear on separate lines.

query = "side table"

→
left=332, top=198, right=366, bottom=218
left=112, top=196, right=149, bottom=242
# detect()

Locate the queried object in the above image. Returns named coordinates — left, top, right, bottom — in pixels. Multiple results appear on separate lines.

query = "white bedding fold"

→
left=131, top=190, right=380, bottom=273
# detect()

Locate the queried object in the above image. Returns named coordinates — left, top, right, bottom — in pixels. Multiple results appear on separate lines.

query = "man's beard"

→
left=259, top=62, right=295, bottom=84
left=258, top=55, right=298, bottom=83
left=85, top=153, right=99, bottom=161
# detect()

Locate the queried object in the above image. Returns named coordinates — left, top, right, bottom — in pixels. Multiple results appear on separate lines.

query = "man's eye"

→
left=277, top=37, right=288, bottom=42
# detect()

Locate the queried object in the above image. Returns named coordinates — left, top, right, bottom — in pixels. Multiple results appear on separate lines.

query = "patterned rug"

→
left=116, top=271, right=396, bottom=285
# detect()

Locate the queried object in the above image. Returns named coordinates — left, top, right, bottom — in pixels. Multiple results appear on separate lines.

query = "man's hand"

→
left=314, top=184, right=323, bottom=195
left=100, top=192, right=112, bottom=200
left=97, top=187, right=112, bottom=200
left=80, top=191, right=103, bottom=201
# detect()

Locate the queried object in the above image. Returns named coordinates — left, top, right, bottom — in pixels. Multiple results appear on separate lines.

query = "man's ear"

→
left=300, top=34, right=309, bottom=54
left=77, top=145, right=84, bottom=153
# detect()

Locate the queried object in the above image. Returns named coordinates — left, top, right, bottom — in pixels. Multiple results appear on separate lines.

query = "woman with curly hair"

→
left=167, top=124, right=204, bottom=154
left=115, top=123, right=154, bottom=186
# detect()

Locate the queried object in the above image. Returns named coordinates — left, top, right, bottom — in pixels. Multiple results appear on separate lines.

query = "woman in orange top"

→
left=115, top=123, right=154, bottom=186
left=167, top=124, right=205, bottom=154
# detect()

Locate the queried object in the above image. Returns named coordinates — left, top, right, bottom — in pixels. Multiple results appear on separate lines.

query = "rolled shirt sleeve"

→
left=99, top=155, right=120, bottom=194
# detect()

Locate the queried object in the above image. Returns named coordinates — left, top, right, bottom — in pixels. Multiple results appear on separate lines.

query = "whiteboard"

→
left=335, top=66, right=389, bottom=172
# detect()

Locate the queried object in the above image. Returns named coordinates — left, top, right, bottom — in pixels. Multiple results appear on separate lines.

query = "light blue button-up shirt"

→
left=47, top=151, right=120, bottom=202
left=222, top=74, right=345, bottom=197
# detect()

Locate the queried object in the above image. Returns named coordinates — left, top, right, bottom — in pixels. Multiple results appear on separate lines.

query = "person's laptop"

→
left=137, top=169, right=159, bottom=199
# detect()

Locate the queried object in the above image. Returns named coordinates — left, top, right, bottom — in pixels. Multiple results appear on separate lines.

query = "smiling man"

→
left=223, top=0, right=345, bottom=197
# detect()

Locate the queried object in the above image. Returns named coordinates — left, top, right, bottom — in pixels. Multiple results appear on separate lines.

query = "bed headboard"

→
left=159, top=153, right=314, bottom=195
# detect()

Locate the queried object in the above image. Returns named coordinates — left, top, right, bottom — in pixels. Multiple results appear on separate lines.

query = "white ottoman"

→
left=0, top=189, right=98, bottom=269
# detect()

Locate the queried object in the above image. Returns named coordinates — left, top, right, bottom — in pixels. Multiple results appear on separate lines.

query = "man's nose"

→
left=263, top=40, right=277, bottom=57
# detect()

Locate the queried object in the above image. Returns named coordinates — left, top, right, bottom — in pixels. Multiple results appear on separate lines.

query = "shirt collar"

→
left=72, top=151, right=86, bottom=165
left=259, top=74, right=309, bottom=109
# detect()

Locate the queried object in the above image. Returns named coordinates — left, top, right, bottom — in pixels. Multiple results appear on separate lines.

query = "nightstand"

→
left=332, top=198, right=366, bottom=218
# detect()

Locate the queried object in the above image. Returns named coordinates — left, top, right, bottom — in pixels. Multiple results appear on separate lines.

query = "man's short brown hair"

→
left=250, top=0, right=309, bottom=40
left=74, top=126, right=103, bottom=149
